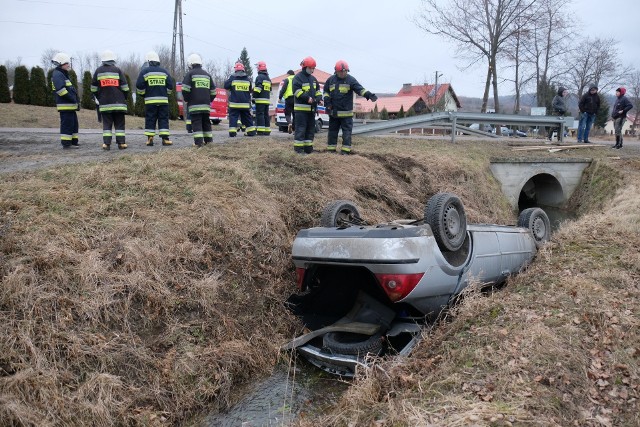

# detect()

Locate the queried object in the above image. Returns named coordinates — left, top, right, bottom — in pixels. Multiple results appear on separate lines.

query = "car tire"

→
left=518, top=208, right=550, bottom=248
left=320, top=200, right=362, bottom=227
left=211, top=119, right=221, bottom=125
left=315, top=119, right=322, bottom=133
left=425, top=193, right=467, bottom=252
left=279, top=126, right=288, bottom=132
left=322, top=332, right=384, bottom=356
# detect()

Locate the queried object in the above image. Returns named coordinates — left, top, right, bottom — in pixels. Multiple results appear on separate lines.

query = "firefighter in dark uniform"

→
left=224, top=63, right=256, bottom=137
left=182, top=53, right=216, bottom=147
left=293, top=56, right=322, bottom=154
left=91, top=50, right=130, bottom=150
left=253, top=61, right=272, bottom=136
left=278, top=70, right=295, bottom=133
left=136, top=51, right=175, bottom=147
left=50, top=52, right=79, bottom=149
left=323, top=60, right=377, bottom=154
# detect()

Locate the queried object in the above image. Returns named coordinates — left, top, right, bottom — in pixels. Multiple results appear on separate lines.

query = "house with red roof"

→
left=356, top=83, right=461, bottom=117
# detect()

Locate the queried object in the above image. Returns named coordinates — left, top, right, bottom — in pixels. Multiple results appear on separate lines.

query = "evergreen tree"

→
left=12, top=65, right=30, bottom=104
left=238, top=47, right=253, bottom=81
left=397, top=105, right=405, bottom=118
left=46, top=68, right=55, bottom=106
left=168, top=89, right=178, bottom=120
left=125, top=74, right=134, bottom=115
left=406, top=106, right=416, bottom=117
left=594, top=93, right=609, bottom=131
left=0, top=65, right=11, bottom=103
left=81, top=71, right=96, bottom=110
left=68, top=68, right=78, bottom=90
left=30, top=66, right=48, bottom=106
left=370, top=104, right=379, bottom=120
left=380, top=107, right=389, bottom=120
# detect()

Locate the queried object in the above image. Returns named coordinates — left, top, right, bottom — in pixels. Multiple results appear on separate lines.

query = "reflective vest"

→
left=280, top=75, right=294, bottom=100
left=253, top=71, right=271, bottom=105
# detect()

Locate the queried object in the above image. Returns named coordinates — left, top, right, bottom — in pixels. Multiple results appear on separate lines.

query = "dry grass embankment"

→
left=0, top=131, right=637, bottom=426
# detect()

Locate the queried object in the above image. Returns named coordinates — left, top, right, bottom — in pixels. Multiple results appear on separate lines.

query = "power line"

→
left=13, top=0, right=170, bottom=14
left=0, top=20, right=170, bottom=34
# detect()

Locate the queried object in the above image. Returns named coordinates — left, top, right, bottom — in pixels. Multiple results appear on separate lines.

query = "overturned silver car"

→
left=283, top=193, right=550, bottom=376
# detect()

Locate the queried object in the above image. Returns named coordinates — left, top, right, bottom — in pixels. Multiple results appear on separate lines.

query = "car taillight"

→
left=375, top=273, right=424, bottom=302
left=296, top=267, right=306, bottom=290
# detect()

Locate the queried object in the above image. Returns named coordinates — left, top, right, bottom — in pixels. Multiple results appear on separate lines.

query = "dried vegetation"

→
left=0, top=133, right=638, bottom=426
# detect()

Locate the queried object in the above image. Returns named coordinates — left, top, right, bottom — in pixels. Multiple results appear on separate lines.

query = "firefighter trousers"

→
left=102, top=112, right=125, bottom=145
left=59, top=111, right=79, bottom=147
left=255, top=104, right=271, bottom=135
left=228, top=108, right=256, bottom=137
left=144, top=104, right=170, bottom=139
left=191, top=112, right=212, bottom=146
left=293, top=111, right=315, bottom=154
left=327, top=116, right=353, bottom=153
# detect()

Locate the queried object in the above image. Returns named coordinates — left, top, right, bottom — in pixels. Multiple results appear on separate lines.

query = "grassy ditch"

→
left=0, top=135, right=636, bottom=425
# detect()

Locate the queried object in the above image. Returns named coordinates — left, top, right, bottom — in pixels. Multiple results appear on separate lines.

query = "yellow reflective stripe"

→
left=97, top=74, right=120, bottom=80
left=57, top=104, right=78, bottom=111
left=254, top=99, right=270, bottom=104
left=57, top=88, right=68, bottom=96
left=293, top=141, right=305, bottom=147
left=229, top=102, right=250, bottom=109
left=254, top=87, right=262, bottom=93
left=294, top=104, right=311, bottom=111
left=337, top=111, right=353, bottom=117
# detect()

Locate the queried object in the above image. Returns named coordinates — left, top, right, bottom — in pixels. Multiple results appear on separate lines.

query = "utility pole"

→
left=171, top=0, right=185, bottom=80
left=433, top=71, right=443, bottom=111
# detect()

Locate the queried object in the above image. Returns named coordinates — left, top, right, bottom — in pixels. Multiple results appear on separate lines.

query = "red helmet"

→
left=335, top=60, right=349, bottom=72
left=300, top=56, right=317, bottom=68
left=256, top=61, right=267, bottom=71
left=234, top=62, right=245, bottom=72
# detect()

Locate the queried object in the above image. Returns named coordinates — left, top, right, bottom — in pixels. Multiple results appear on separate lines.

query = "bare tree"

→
left=40, top=48, right=59, bottom=71
left=415, top=0, right=536, bottom=114
left=502, top=12, right=538, bottom=113
left=627, top=69, right=640, bottom=135
left=567, top=37, right=633, bottom=97
left=521, top=0, right=574, bottom=109
left=3, top=58, right=23, bottom=85
left=205, top=58, right=233, bottom=87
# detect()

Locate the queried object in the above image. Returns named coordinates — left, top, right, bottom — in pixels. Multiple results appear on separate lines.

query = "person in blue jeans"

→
left=577, top=85, right=600, bottom=143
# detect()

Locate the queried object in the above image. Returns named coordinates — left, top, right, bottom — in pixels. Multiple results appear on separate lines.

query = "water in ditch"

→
left=201, top=358, right=348, bottom=426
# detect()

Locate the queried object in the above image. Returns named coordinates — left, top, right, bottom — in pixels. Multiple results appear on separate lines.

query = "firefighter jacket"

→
left=224, top=71, right=252, bottom=109
left=91, top=62, right=129, bottom=113
left=323, top=74, right=372, bottom=118
left=51, top=66, right=78, bottom=111
left=253, top=71, right=271, bottom=105
left=278, top=74, right=294, bottom=100
left=292, top=71, right=322, bottom=112
left=135, top=63, right=174, bottom=105
left=182, top=65, right=216, bottom=114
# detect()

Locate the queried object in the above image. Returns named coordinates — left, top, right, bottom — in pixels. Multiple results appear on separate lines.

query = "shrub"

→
left=81, top=71, right=96, bottom=110
left=125, top=74, right=134, bottom=115
left=46, top=69, right=55, bottom=106
left=30, top=66, right=48, bottom=106
left=0, top=65, right=11, bottom=103
left=168, top=89, right=178, bottom=120
left=12, top=65, right=30, bottom=104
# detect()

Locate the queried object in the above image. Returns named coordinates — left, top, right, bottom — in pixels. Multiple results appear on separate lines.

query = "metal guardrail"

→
left=352, top=111, right=573, bottom=143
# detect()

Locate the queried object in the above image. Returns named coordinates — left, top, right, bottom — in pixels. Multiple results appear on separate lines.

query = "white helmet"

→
left=187, top=53, right=202, bottom=67
left=145, top=51, right=160, bottom=63
left=101, top=50, right=117, bottom=62
left=51, top=52, right=70, bottom=66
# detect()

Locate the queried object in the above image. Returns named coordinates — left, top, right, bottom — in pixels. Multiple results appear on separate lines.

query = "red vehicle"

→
left=176, top=83, right=228, bottom=125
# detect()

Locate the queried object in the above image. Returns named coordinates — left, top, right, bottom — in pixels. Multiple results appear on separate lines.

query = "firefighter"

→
left=293, top=56, right=322, bottom=154
left=253, top=61, right=272, bottom=136
left=182, top=53, right=216, bottom=147
left=278, top=69, right=295, bottom=133
left=50, top=52, right=79, bottom=149
left=91, top=50, right=129, bottom=150
left=323, top=60, right=377, bottom=154
left=224, top=63, right=256, bottom=137
left=136, top=51, right=175, bottom=147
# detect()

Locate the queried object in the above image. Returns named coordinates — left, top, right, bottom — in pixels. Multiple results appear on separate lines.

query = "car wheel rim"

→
left=443, top=205, right=460, bottom=238
left=532, top=217, right=546, bottom=241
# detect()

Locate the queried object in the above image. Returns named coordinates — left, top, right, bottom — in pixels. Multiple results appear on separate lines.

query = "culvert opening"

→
left=518, top=173, right=575, bottom=230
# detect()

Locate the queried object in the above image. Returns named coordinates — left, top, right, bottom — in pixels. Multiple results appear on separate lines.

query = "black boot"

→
left=617, top=136, right=623, bottom=149
left=612, top=135, right=620, bottom=149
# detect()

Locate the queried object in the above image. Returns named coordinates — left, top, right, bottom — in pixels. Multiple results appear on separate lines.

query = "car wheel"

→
left=211, top=119, right=221, bottom=125
left=517, top=208, right=550, bottom=248
left=320, top=200, right=362, bottom=227
left=425, top=193, right=467, bottom=252
left=315, top=119, right=322, bottom=133
left=322, top=332, right=384, bottom=356
left=279, top=125, right=288, bottom=132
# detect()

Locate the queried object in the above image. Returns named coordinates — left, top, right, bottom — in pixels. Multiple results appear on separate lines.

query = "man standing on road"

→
left=577, top=85, right=600, bottom=143
left=323, top=60, right=377, bottom=155
left=136, top=51, right=175, bottom=147
left=51, top=52, right=79, bottom=149
left=547, top=87, right=568, bottom=142
left=225, top=63, right=256, bottom=137
left=182, top=53, right=216, bottom=148
left=292, top=57, right=322, bottom=154
left=91, top=50, right=130, bottom=150
left=253, top=61, right=272, bottom=136
left=278, top=70, right=295, bottom=134
left=611, top=87, right=633, bottom=149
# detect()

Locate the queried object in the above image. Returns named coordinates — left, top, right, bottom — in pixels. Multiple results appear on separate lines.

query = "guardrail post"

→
left=450, top=112, right=457, bottom=143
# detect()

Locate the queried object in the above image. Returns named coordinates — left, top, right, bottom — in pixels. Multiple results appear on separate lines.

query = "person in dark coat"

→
left=611, top=87, right=633, bottom=149
left=224, top=63, right=256, bottom=137
left=577, top=85, right=600, bottom=143
left=136, top=51, right=175, bottom=146
left=50, top=52, right=79, bottom=149
left=292, top=56, right=322, bottom=154
left=253, top=61, right=272, bottom=136
left=547, top=87, right=568, bottom=142
left=182, top=53, right=216, bottom=147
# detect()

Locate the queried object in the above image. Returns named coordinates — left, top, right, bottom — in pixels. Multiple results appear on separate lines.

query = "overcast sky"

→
left=1, top=0, right=638, bottom=98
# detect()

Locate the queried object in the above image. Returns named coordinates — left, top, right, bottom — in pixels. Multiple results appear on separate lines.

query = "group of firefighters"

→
left=50, top=51, right=378, bottom=154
